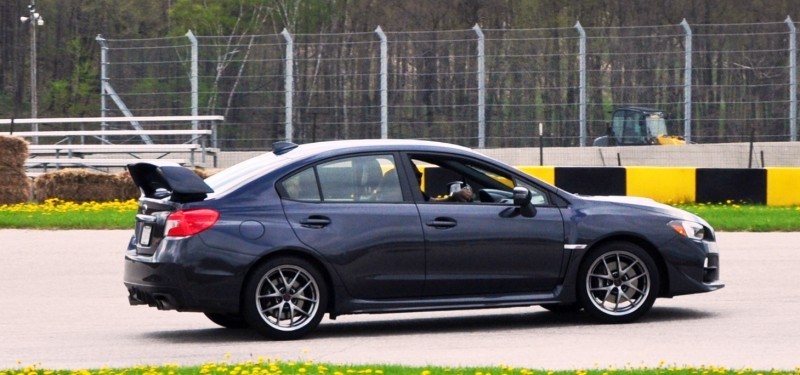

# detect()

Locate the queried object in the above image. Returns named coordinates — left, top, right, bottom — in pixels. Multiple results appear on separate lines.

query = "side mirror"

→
left=513, top=187, right=531, bottom=205
left=513, top=187, right=536, bottom=217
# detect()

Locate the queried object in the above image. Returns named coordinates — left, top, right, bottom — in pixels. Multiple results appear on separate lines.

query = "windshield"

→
left=646, top=115, right=668, bottom=137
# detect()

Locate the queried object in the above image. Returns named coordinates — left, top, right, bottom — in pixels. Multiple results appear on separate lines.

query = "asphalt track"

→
left=2, top=230, right=799, bottom=370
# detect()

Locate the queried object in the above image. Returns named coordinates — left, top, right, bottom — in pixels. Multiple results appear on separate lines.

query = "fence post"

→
left=281, top=28, right=294, bottom=143
left=96, top=35, right=152, bottom=144
left=375, top=26, right=388, bottom=139
left=186, top=30, right=201, bottom=145
left=96, top=34, right=108, bottom=138
left=575, top=21, right=586, bottom=147
left=681, top=19, right=693, bottom=143
left=787, top=16, right=797, bottom=142
left=473, top=24, right=486, bottom=149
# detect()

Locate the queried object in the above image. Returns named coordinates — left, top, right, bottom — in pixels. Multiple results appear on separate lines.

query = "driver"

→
left=413, top=167, right=473, bottom=202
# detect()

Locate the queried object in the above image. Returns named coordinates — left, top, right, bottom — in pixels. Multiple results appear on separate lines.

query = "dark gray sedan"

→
left=124, top=139, right=723, bottom=340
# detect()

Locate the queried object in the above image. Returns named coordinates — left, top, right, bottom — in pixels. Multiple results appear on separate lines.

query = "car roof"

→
left=205, top=139, right=486, bottom=197
left=278, top=139, right=476, bottom=158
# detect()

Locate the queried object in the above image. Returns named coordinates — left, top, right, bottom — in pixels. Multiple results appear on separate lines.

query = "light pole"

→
left=20, top=0, right=43, bottom=144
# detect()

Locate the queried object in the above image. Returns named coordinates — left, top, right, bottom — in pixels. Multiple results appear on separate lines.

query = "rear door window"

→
left=280, top=154, right=403, bottom=203
left=281, top=168, right=320, bottom=201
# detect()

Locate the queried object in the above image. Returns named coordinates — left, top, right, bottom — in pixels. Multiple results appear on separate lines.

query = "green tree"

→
left=44, top=39, right=96, bottom=117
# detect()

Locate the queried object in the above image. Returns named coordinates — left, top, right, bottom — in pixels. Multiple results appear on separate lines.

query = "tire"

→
left=204, top=312, right=249, bottom=329
left=578, top=242, right=659, bottom=323
left=242, top=256, right=327, bottom=340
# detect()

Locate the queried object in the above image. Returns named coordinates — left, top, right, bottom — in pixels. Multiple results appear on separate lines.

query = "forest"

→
left=1, top=0, right=799, bottom=149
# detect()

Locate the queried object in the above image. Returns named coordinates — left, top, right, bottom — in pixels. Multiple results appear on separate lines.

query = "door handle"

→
left=426, top=217, right=457, bottom=228
left=299, top=215, right=331, bottom=228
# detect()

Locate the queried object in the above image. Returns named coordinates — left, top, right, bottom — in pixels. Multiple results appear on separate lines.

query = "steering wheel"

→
left=478, top=189, right=494, bottom=203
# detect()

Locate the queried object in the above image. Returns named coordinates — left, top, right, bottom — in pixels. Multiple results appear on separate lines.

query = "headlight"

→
left=668, top=220, right=705, bottom=241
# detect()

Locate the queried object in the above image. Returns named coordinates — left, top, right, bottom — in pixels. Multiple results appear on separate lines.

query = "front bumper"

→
left=661, top=237, right=725, bottom=297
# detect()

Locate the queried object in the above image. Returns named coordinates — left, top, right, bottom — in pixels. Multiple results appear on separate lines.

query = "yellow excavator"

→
left=593, top=107, right=686, bottom=146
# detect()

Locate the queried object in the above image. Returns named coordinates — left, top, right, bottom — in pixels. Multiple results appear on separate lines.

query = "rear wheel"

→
left=578, top=242, right=659, bottom=323
left=204, top=313, right=248, bottom=329
left=243, top=256, right=327, bottom=340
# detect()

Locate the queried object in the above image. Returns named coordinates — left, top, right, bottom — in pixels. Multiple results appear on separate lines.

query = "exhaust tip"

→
left=153, top=294, right=176, bottom=310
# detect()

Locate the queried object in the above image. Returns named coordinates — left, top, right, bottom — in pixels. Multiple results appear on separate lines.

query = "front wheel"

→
left=578, top=242, right=659, bottom=323
left=243, top=257, right=327, bottom=340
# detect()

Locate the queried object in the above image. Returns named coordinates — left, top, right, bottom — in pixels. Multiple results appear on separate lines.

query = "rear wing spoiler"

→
left=127, top=162, right=213, bottom=203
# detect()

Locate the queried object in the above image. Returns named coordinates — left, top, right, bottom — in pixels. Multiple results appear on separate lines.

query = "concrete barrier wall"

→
left=217, top=142, right=800, bottom=169
left=516, top=166, right=799, bottom=206
left=420, top=165, right=799, bottom=206
left=479, top=142, right=800, bottom=168
left=766, top=168, right=800, bottom=206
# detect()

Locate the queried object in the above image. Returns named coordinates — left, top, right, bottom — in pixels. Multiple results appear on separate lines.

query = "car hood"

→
left=582, top=195, right=710, bottom=227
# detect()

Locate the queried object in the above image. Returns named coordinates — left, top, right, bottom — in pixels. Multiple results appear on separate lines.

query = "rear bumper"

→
left=124, top=257, right=193, bottom=311
left=126, top=282, right=185, bottom=310
left=123, top=235, right=251, bottom=314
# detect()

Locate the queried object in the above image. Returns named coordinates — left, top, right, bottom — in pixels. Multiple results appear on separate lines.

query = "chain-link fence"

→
left=97, top=20, right=799, bottom=160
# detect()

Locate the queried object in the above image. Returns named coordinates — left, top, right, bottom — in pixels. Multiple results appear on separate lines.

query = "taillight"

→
left=165, top=209, right=219, bottom=237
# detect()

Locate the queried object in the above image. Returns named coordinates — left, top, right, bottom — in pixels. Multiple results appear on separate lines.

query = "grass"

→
left=3, top=359, right=799, bottom=375
left=0, top=199, right=798, bottom=231
left=0, top=198, right=137, bottom=229
left=674, top=202, right=800, bottom=232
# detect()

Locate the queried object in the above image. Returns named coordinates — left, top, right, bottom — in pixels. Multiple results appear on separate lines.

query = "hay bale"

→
left=191, top=167, right=220, bottom=179
left=34, top=169, right=138, bottom=203
left=0, top=137, right=32, bottom=205
left=0, top=136, right=28, bottom=169
left=0, top=166, right=31, bottom=205
left=0, top=184, right=31, bottom=205
left=0, top=165, right=29, bottom=180
left=114, top=170, right=143, bottom=200
left=32, top=166, right=218, bottom=203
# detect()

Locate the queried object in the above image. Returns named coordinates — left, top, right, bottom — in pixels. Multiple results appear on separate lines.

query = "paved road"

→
left=1, top=230, right=798, bottom=370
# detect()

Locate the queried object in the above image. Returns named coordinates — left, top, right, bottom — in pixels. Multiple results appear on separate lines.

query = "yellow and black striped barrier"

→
left=518, top=166, right=800, bottom=206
